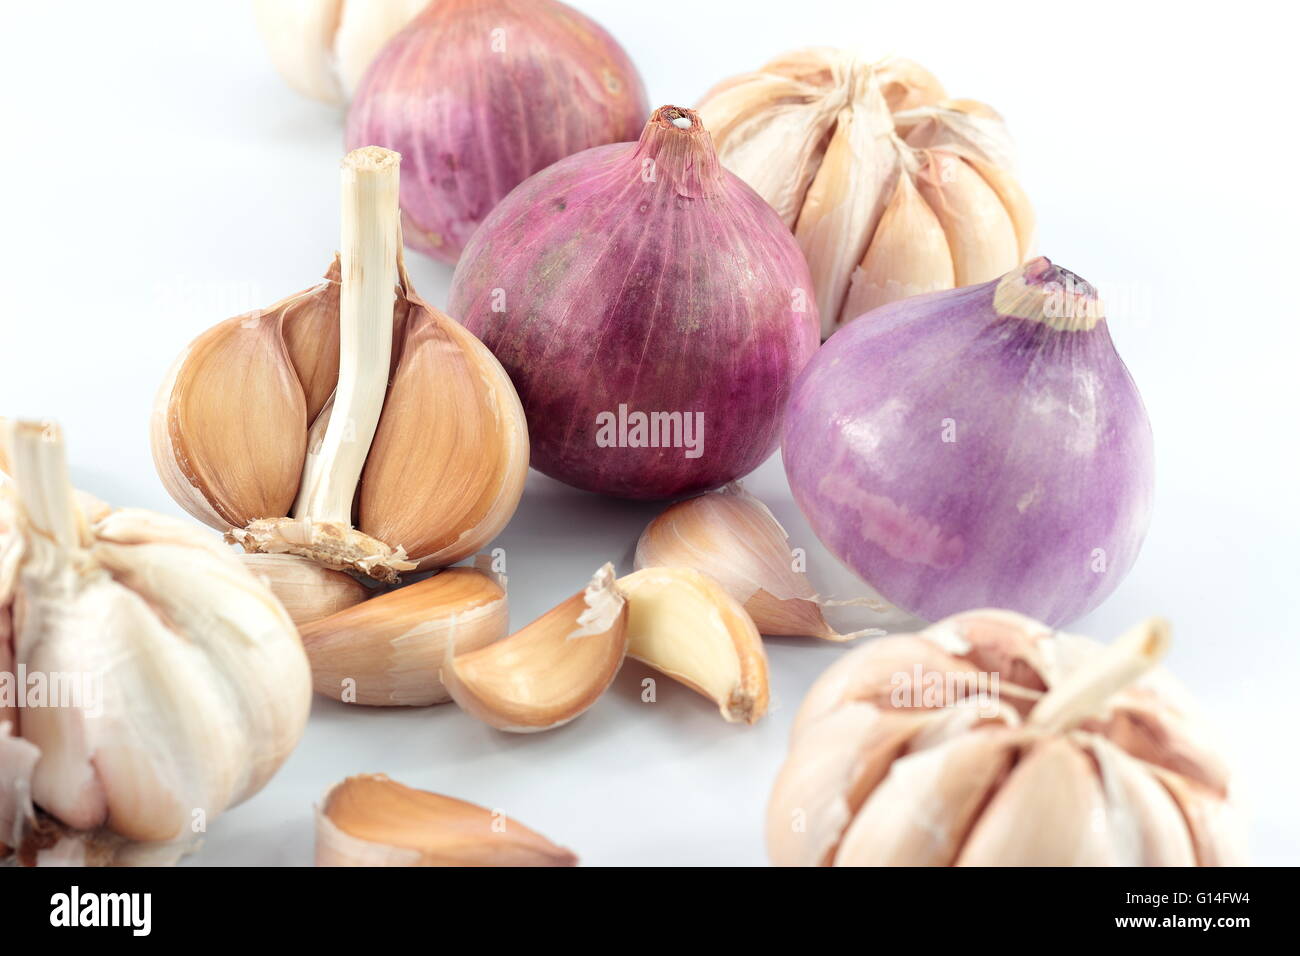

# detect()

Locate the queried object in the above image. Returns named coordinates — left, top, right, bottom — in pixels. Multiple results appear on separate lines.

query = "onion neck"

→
left=632, top=105, right=725, bottom=198
left=292, top=147, right=401, bottom=526
left=993, top=257, right=1104, bottom=332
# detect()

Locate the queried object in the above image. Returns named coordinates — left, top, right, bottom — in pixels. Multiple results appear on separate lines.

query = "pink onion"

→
left=345, top=0, right=647, bottom=263
left=783, top=258, right=1153, bottom=627
left=449, top=105, right=820, bottom=499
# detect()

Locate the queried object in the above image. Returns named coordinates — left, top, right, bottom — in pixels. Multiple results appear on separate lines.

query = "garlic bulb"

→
left=301, top=566, right=508, bottom=706
left=0, top=421, right=311, bottom=866
left=634, top=482, right=881, bottom=641
left=618, top=567, right=770, bottom=724
left=443, top=564, right=628, bottom=732
left=253, top=0, right=426, bottom=104
left=316, top=774, right=577, bottom=866
left=241, top=553, right=370, bottom=626
left=768, top=610, right=1244, bottom=867
left=152, top=146, right=529, bottom=583
left=698, top=50, right=1035, bottom=337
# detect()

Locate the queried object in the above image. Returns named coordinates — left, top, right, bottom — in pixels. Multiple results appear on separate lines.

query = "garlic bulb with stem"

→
left=253, top=0, right=426, bottom=105
left=617, top=567, right=770, bottom=725
left=768, top=609, right=1244, bottom=867
left=152, top=146, right=529, bottom=584
left=1, top=421, right=311, bottom=866
left=301, top=565, right=508, bottom=706
left=442, top=564, right=628, bottom=733
left=698, top=49, right=1034, bottom=337
left=316, top=774, right=577, bottom=867
left=634, top=482, right=882, bottom=641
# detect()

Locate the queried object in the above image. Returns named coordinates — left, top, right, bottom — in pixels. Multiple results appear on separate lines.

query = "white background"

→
left=1, top=1, right=1297, bottom=866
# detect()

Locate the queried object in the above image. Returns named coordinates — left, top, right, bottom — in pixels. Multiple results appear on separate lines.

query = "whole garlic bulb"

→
left=698, top=49, right=1035, bottom=337
left=253, top=0, right=427, bottom=104
left=0, top=421, right=311, bottom=866
left=768, top=610, right=1244, bottom=867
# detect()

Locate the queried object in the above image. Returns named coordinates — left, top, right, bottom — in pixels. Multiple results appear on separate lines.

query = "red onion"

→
left=346, top=0, right=648, bottom=263
left=449, top=106, right=820, bottom=499
left=783, top=258, right=1153, bottom=627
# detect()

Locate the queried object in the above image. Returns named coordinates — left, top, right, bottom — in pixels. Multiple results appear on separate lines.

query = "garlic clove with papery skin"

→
left=634, top=483, right=881, bottom=642
left=316, top=774, right=577, bottom=867
left=442, top=564, right=628, bottom=733
left=240, top=552, right=370, bottom=626
left=617, top=567, right=769, bottom=724
left=1, top=421, right=311, bottom=865
left=301, top=566, right=508, bottom=706
left=153, top=147, right=528, bottom=584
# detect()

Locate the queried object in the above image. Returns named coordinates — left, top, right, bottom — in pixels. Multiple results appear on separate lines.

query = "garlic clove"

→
left=1083, top=733, right=1197, bottom=866
left=443, top=564, right=627, bottom=733
left=240, top=552, right=370, bottom=626
left=696, top=72, right=841, bottom=227
left=832, top=728, right=1021, bottom=866
left=300, top=566, right=507, bottom=706
left=332, top=0, right=427, bottom=101
left=151, top=309, right=308, bottom=530
left=634, top=482, right=877, bottom=642
left=956, top=736, right=1114, bottom=865
left=316, top=774, right=577, bottom=867
left=1153, top=769, right=1248, bottom=866
left=279, top=258, right=342, bottom=424
left=965, top=157, right=1037, bottom=260
left=874, top=57, right=947, bottom=112
left=357, top=272, right=529, bottom=569
left=253, top=0, right=346, bottom=103
left=617, top=567, right=769, bottom=724
left=840, top=170, right=955, bottom=324
left=794, top=79, right=901, bottom=336
left=913, top=151, right=1020, bottom=286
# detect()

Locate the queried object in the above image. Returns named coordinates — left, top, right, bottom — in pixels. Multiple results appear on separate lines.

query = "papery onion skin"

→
left=782, top=258, right=1153, bottom=627
left=346, top=0, right=648, bottom=263
left=449, top=106, right=820, bottom=500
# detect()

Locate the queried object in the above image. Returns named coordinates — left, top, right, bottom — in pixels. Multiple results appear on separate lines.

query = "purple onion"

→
left=450, top=105, right=820, bottom=499
left=783, top=259, right=1153, bottom=626
left=346, top=0, right=648, bottom=263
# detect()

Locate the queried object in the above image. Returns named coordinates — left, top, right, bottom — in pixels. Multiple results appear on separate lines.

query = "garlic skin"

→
left=698, top=50, right=1034, bottom=337
left=152, top=147, right=529, bottom=583
left=316, top=774, right=577, bottom=866
left=768, top=610, right=1245, bottom=867
left=1, top=422, right=311, bottom=866
left=253, top=0, right=426, bottom=105
left=618, top=567, right=769, bottom=724
left=634, top=482, right=880, bottom=641
left=443, top=564, right=628, bottom=733
left=240, top=553, right=370, bottom=626
left=301, top=567, right=507, bottom=706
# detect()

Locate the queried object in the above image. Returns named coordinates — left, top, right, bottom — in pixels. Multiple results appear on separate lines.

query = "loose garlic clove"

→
left=634, top=482, right=879, bottom=642
left=240, top=552, right=370, bottom=626
left=840, top=170, right=955, bottom=324
left=300, top=566, right=507, bottom=706
left=617, top=567, right=769, bottom=724
left=914, top=151, right=1020, bottom=286
left=154, top=146, right=528, bottom=584
left=443, top=564, right=628, bottom=733
left=316, top=774, right=577, bottom=867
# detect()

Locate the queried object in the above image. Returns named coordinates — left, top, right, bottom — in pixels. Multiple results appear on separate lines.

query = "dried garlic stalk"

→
left=152, top=146, right=528, bottom=583
left=699, top=50, right=1035, bottom=336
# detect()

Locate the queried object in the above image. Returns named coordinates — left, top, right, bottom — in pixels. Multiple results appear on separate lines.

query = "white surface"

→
left=1, top=0, right=1297, bottom=866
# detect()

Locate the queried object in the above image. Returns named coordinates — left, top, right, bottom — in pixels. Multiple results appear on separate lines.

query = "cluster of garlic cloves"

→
left=768, top=610, right=1245, bottom=866
left=698, top=50, right=1035, bottom=337
left=635, top=483, right=881, bottom=642
left=316, top=774, right=577, bottom=866
left=1, top=421, right=311, bottom=866
left=152, top=146, right=529, bottom=585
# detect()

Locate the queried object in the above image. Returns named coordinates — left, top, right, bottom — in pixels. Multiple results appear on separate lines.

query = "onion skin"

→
left=783, top=258, right=1153, bottom=626
left=450, top=106, right=820, bottom=500
left=346, top=0, right=648, bottom=263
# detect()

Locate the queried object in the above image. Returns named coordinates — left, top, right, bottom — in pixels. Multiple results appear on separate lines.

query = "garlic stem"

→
left=9, top=421, right=82, bottom=552
left=293, top=146, right=401, bottom=525
left=1028, top=618, right=1171, bottom=735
